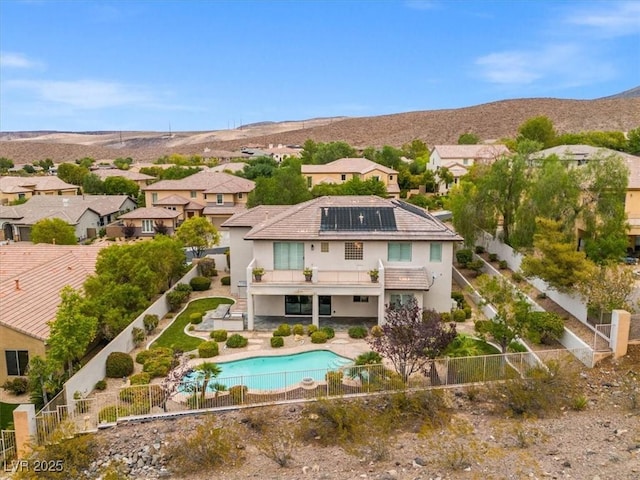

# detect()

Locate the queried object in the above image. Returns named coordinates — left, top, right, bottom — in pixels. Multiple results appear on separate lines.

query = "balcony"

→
left=253, top=269, right=376, bottom=285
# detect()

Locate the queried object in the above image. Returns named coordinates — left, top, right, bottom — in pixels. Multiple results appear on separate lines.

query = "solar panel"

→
left=396, top=200, right=430, bottom=219
left=320, top=207, right=397, bottom=231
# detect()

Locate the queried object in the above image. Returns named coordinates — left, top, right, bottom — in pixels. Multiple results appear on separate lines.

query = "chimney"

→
left=15, top=279, right=20, bottom=290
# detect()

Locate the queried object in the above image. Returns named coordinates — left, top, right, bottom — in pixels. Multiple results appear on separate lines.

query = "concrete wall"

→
left=228, top=227, right=252, bottom=295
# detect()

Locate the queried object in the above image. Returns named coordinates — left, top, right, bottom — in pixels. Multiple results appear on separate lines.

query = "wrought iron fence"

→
left=1, top=429, right=16, bottom=467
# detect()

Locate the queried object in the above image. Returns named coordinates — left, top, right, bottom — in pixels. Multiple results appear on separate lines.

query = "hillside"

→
left=1, top=97, right=639, bottom=164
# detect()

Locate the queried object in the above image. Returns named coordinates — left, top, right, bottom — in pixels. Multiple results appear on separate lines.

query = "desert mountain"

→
left=1, top=96, right=639, bottom=164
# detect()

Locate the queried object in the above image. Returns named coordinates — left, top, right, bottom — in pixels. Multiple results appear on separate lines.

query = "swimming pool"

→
left=182, top=350, right=353, bottom=391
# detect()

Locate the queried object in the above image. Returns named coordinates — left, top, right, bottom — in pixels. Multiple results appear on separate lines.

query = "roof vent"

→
left=15, top=279, right=20, bottom=290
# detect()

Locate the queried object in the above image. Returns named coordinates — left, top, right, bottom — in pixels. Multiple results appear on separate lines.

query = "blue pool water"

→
left=182, top=350, right=353, bottom=391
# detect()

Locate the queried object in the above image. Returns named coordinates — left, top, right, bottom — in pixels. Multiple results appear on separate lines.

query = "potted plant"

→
left=368, top=268, right=379, bottom=283
left=303, top=267, right=313, bottom=282
left=252, top=267, right=265, bottom=282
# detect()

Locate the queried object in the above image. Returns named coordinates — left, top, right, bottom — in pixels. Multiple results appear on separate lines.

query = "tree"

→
left=194, top=362, right=223, bottom=405
left=401, top=139, right=429, bottom=159
left=113, top=157, right=133, bottom=170
left=0, top=157, right=14, bottom=172
left=627, top=126, right=640, bottom=155
left=27, top=356, right=63, bottom=410
left=521, top=218, right=595, bottom=292
left=247, top=166, right=312, bottom=207
left=310, top=177, right=387, bottom=197
left=301, top=141, right=357, bottom=165
left=525, top=312, right=565, bottom=345
left=103, top=176, right=139, bottom=197
left=366, top=297, right=456, bottom=382
left=22, top=164, right=36, bottom=174
left=82, top=173, right=105, bottom=194
left=47, top=286, right=98, bottom=376
left=34, top=158, right=54, bottom=172
left=474, top=274, right=531, bottom=353
left=31, top=218, right=77, bottom=245
left=239, top=156, right=278, bottom=179
left=57, top=162, right=90, bottom=185
left=458, top=133, right=480, bottom=145
left=447, top=179, right=494, bottom=247
left=577, top=263, right=638, bottom=322
left=175, top=216, right=220, bottom=258
left=518, top=116, right=556, bottom=148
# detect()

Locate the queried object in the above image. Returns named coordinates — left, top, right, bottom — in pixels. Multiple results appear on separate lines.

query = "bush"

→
left=190, top=276, right=212, bottom=291
left=143, top=314, right=159, bottom=334
left=129, top=372, right=152, bottom=385
left=174, top=282, right=193, bottom=293
left=273, top=323, right=292, bottom=337
left=348, top=326, right=368, bottom=339
left=98, top=404, right=130, bottom=423
left=467, top=259, right=484, bottom=276
left=511, top=271, right=524, bottom=283
left=106, top=352, right=134, bottom=378
left=463, top=306, right=472, bottom=319
left=453, top=309, right=467, bottom=322
left=488, top=253, right=498, bottom=262
left=307, top=324, right=318, bottom=336
left=499, top=260, right=508, bottom=269
left=190, top=312, right=203, bottom=324
left=526, top=311, right=565, bottom=345
left=292, top=324, right=305, bottom=336
left=441, top=312, right=452, bottom=322
left=229, top=385, right=247, bottom=405
left=198, top=257, right=216, bottom=277
left=132, top=327, right=146, bottom=346
left=311, top=331, right=328, bottom=344
left=456, top=249, right=472, bottom=266
left=94, top=380, right=107, bottom=391
left=143, top=357, right=174, bottom=377
left=198, top=341, right=219, bottom=358
left=320, top=326, right=335, bottom=339
left=325, top=371, right=344, bottom=395
left=270, top=336, right=284, bottom=348
left=2, top=377, right=28, bottom=395
left=370, top=325, right=383, bottom=337
left=167, top=289, right=190, bottom=312
left=451, top=291, right=465, bottom=308
left=221, top=276, right=231, bottom=286
left=226, top=334, right=248, bottom=348
left=136, top=346, right=173, bottom=365
left=474, top=245, right=485, bottom=254
left=210, top=329, right=228, bottom=342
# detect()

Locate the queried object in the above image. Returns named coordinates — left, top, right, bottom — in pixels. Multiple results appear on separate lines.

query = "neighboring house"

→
left=142, top=171, right=255, bottom=230
left=201, top=149, right=251, bottom=164
left=301, top=158, right=400, bottom=198
left=116, top=207, right=182, bottom=237
left=90, top=168, right=156, bottom=188
left=222, top=196, right=462, bottom=329
left=428, top=144, right=510, bottom=191
left=209, top=163, right=247, bottom=174
left=534, top=145, right=640, bottom=254
left=0, top=195, right=136, bottom=242
left=0, top=176, right=79, bottom=205
left=0, top=243, right=102, bottom=384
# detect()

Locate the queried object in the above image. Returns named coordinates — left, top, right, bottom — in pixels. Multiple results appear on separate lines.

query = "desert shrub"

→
left=210, top=329, right=228, bottom=342
left=190, top=312, right=203, bottom=324
left=198, top=257, right=216, bottom=277
left=370, top=325, right=383, bottom=337
left=298, top=399, right=366, bottom=447
left=229, top=385, right=248, bottom=405
left=2, top=377, right=29, bottom=395
left=325, top=370, right=344, bottom=395
left=292, top=324, right=305, bottom=335
left=467, top=259, right=484, bottom=276
left=456, top=248, right=472, bottom=266
left=105, top=352, right=134, bottom=378
left=254, top=420, right=296, bottom=467
left=190, top=276, right=212, bottom=291
left=488, top=253, right=498, bottom=262
left=132, top=327, right=146, bottom=346
left=270, top=336, right=284, bottom=348
left=98, top=405, right=130, bottom=423
left=348, top=326, right=368, bottom=339
left=198, top=341, right=219, bottom=358
left=441, top=312, right=452, bottom=322
left=136, top=346, right=173, bottom=365
left=306, top=324, right=318, bottom=336
left=320, top=326, right=335, bottom=339
left=311, top=331, right=328, bottom=344
left=273, top=323, right=292, bottom=337
left=143, top=356, right=174, bottom=377
left=143, top=314, right=159, bottom=334
left=129, top=372, right=151, bottom=386
left=453, top=309, right=467, bottom=322
left=355, top=351, right=383, bottom=365
left=174, top=282, right=193, bottom=293
left=221, top=276, right=231, bottom=286
left=499, top=260, right=508, bottom=269
left=226, top=334, right=248, bottom=348
left=94, top=380, right=107, bottom=391
left=167, top=289, right=189, bottom=311
left=474, top=245, right=485, bottom=254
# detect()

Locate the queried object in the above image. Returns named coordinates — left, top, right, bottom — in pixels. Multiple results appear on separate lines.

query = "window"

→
left=151, top=193, right=158, bottom=203
left=430, top=242, right=443, bottom=262
left=341, top=174, right=346, bottom=181
left=389, top=175, right=394, bottom=181
left=344, top=241, right=363, bottom=260
left=142, top=219, right=154, bottom=233
left=285, top=295, right=312, bottom=315
left=5, top=350, right=28, bottom=376
left=274, top=242, right=304, bottom=270
left=388, top=242, right=412, bottom=261
left=237, top=192, right=243, bottom=199
left=353, top=296, right=369, bottom=303
left=307, top=176, right=312, bottom=188
left=190, top=190, right=197, bottom=198
left=320, top=242, right=329, bottom=253
left=372, top=175, right=380, bottom=181
left=18, top=193, right=25, bottom=200
left=216, top=194, right=224, bottom=205
left=390, top=294, right=414, bottom=308
left=463, top=158, right=469, bottom=165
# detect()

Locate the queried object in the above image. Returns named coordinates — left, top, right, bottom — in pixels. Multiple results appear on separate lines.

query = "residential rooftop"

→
left=142, top=171, right=255, bottom=194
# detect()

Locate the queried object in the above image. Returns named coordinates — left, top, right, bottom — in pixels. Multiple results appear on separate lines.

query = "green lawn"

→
left=0, top=401, right=19, bottom=430
left=151, top=297, right=234, bottom=352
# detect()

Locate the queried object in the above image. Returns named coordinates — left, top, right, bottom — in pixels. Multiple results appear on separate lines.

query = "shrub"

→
left=129, top=372, right=152, bottom=385
left=198, top=341, right=219, bottom=358
left=221, top=276, right=231, bottom=286
left=348, top=326, right=368, bottom=339
left=190, top=276, right=212, bottom=291
left=499, top=260, right=508, bottom=269
left=106, top=352, right=134, bottom=378
left=325, top=371, right=344, bottom=395
left=463, top=306, right=472, bottom=319
left=526, top=311, right=564, bottom=345
left=226, top=334, right=248, bottom=348
left=511, top=271, right=524, bottom=283
left=99, top=405, right=130, bottom=423
left=2, top=377, right=28, bottom=395
left=167, top=289, right=189, bottom=311
left=135, top=346, right=173, bottom=365
left=306, top=324, right=318, bottom=336
left=456, top=249, right=473, bottom=266
left=488, top=253, right=498, bottom=262
left=474, top=245, right=485, bottom=254
left=311, top=331, right=328, bottom=344
left=143, top=357, right=174, bottom=377
left=94, top=380, right=107, bottom=391
left=273, top=323, right=292, bottom=337
left=320, top=326, right=335, bottom=339
left=270, top=336, right=284, bottom=348
left=292, top=324, right=305, bottom=335
left=451, top=291, right=465, bottom=308
left=190, top=312, right=203, bottom=324
left=467, top=259, right=484, bottom=276
left=132, top=327, right=146, bottom=346
left=441, top=312, right=452, bottom=322
left=198, top=257, right=216, bottom=277
left=453, top=309, right=467, bottom=322
left=143, top=314, right=159, bottom=334
left=210, top=329, right=228, bottom=342
left=229, top=385, right=248, bottom=405
left=174, top=282, right=193, bottom=293
left=370, top=325, right=383, bottom=337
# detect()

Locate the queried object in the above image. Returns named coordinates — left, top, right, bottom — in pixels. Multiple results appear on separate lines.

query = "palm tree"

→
left=194, top=362, right=222, bottom=406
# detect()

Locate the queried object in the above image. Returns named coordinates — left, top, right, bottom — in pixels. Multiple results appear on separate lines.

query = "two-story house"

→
left=301, top=158, right=400, bottom=198
left=429, top=144, right=510, bottom=191
left=142, top=171, right=255, bottom=230
left=223, top=196, right=461, bottom=329
left=90, top=168, right=156, bottom=188
left=0, top=176, right=79, bottom=205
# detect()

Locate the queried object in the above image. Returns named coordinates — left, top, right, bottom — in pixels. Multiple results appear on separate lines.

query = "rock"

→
left=562, top=460, right=571, bottom=468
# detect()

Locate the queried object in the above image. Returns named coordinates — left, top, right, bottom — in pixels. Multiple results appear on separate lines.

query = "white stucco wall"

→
left=228, top=227, right=253, bottom=295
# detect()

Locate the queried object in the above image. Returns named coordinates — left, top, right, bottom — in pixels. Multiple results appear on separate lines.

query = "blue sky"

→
left=1, top=0, right=639, bottom=132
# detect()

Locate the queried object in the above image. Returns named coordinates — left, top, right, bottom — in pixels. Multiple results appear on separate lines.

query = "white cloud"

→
left=565, top=1, right=640, bottom=36
left=0, top=52, right=41, bottom=69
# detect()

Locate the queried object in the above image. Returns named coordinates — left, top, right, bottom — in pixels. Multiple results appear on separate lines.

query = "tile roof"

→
left=142, top=171, right=255, bottom=194
left=202, top=205, right=248, bottom=216
left=432, top=144, right=509, bottom=160
left=0, top=244, right=103, bottom=340
left=119, top=207, right=181, bottom=220
left=301, top=158, right=398, bottom=175
left=209, top=163, right=248, bottom=173
left=91, top=169, right=156, bottom=182
left=221, top=205, right=292, bottom=228
left=244, top=196, right=462, bottom=241
left=154, top=194, right=191, bottom=205
left=0, top=176, right=79, bottom=194
left=384, top=267, right=430, bottom=290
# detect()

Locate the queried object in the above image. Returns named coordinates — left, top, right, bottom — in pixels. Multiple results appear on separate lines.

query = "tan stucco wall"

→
left=625, top=189, right=640, bottom=236
left=0, top=326, right=46, bottom=384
